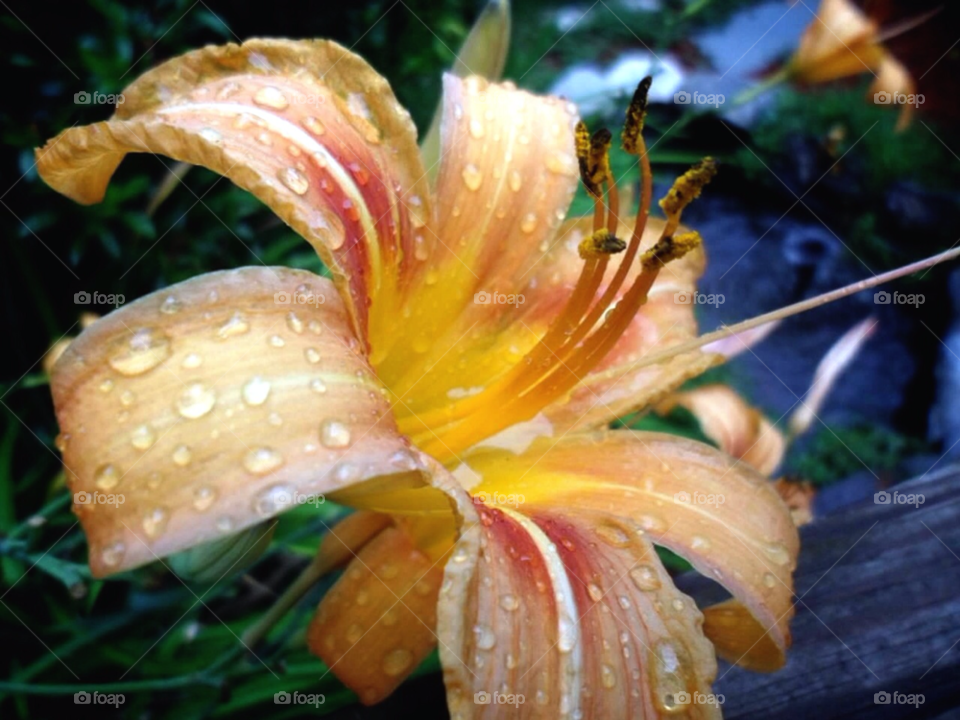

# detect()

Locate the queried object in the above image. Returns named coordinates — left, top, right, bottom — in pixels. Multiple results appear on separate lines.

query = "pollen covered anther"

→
left=579, top=230, right=627, bottom=260
left=576, top=124, right=613, bottom=200
left=621, top=76, right=653, bottom=155
left=640, top=231, right=703, bottom=271
left=659, top=158, right=719, bottom=219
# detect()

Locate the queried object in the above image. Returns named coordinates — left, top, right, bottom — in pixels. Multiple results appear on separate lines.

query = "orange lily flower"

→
left=36, top=38, right=799, bottom=716
left=786, top=0, right=921, bottom=130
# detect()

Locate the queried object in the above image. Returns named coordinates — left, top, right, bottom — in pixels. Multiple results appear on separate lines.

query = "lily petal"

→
left=657, top=385, right=786, bottom=476
left=380, top=74, right=581, bottom=406
left=307, top=523, right=447, bottom=705
left=439, top=501, right=719, bottom=718
left=789, top=0, right=886, bottom=83
left=35, top=39, right=433, bottom=343
left=52, top=267, right=424, bottom=576
left=459, top=430, right=798, bottom=670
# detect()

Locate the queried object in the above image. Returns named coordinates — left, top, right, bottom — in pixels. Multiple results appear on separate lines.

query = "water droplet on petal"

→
left=278, top=167, right=309, bottom=195
left=98, top=379, right=115, bottom=393
left=108, top=328, right=171, bottom=376
left=268, top=335, right=286, bottom=347
left=546, top=150, right=578, bottom=177
left=182, top=353, right=203, bottom=369
left=461, top=163, right=483, bottom=191
left=629, top=565, right=661, bottom=591
left=520, top=213, right=537, bottom=234
left=177, top=383, right=216, bottom=419
left=242, top=376, right=271, bottom=406
left=508, top=169, right=522, bottom=192
left=142, top=507, right=168, bottom=538
left=764, top=541, right=791, bottom=566
left=131, top=424, right=155, bottom=450
left=382, top=648, right=413, bottom=677
left=302, top=116, right=325, bottom=135
left=304, top=347, right=321, bottom=364
left=596, top=521, right=631, bottom=547
left=253, top=483, right=294, bottom=515
left=198, top=128, right=222, bottom=146
left=101, top=541, right=126, bottom=567
left=587, top=583, right=604, bottom=602
left=94, top=464, right=121, bottom=490
left=285, top=312, right=304, bottom=334
left=601, top=664, right=617, bottom=689
left=499, top=593, right=519, bottom=611
left=473, top=624, right=496, bottom=650
left=193, top=486, right=217, bottom=512
left=310, top=378, right=327, bottom=394
left=469, top=118, right=485, bottom=138
left=244, top=447, right=284, bottom=475
left=119, top=390, right=136, bottom=407
left=172, top=445, right=192, bottom=466
left=320, top=419, right=351, bottom=448
left=763, top=572, right=777, bottom=588
left=217, top=312, right=249, bottom=339
left=253, top=85, right=289, bottom=110
left=691, top=535, right=711, bottom=550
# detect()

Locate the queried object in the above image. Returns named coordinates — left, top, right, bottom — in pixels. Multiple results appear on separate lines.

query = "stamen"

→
left=660, top=158, right=718, bottom=235
left=579, top=230, right=627, bottom=260
left=621, top=76, right=652, bottom=155
left=640, top=231, right=703, bottom=271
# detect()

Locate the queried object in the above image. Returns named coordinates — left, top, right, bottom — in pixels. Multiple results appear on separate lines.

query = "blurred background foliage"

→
left=2, top=0, right=960, bottom=717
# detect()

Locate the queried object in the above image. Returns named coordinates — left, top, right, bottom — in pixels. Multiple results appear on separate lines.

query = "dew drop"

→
left=596, top=521, right=631, bottom=548
left=629, top=565, right=661, bottom=591
left=177, top=383, right=216, bottom=419
left=499, top=593, right=519, bottom=611
left=763, top=572, right=777, bottom=588
left=244, top=447, right=284, bottom=475
left=142, top=507, right=168, bottom=538
left=508, top=169, right=522, bottom=192
left=181, top=352, right=203, bottom=369
left=253, top=85, right=289, bottom=110
left=473, top=624, right=496, bottom=650
left=216, top=516, right=234, bottom=533
left=268, top=335, right=286, bottom=347
left=469, top=118, right=485, bottom=138
left=310, top=378, right=327, bottom=394
left=302, top=116, right=325, bottom=135
left=587, top=583, right=604, bottom=602
left=304, top=347, right=321, bottom=364
left=382, top=648, right=413, bottom=677
left=253, top=483, right=294, bottom=515
left=242, top=376, right=271, bottom=406
left=691, top=535, right=711, bottom=550
left=217, top=312, right=249, bottom=339
left=520, top=213, right=538, bottom=234
left=108, top=328, right=171, bottom=376
left=320, top=419, right=351, bottom=448
left=198, top=128, right=222, bottom=146
left=193, top=486, right=217, bottom=512
left=601, top=664, right=617, bottom=689
left=545, top=150, right=578, bottom=177
left=764, top=541, right=791, bottom=566
left=278, top=166, right=310, bottom=195
left=101, top=541, right=126, bottom=567
left=172, top=445, right=192, bottom=466
left=94, top=464, right=121, bottom=490
left=285, top=311, right=305, bottom=334
left=461, top=163, right=483, bottom=191
left=130, top=424, right=155, bottom=450
left=119, top=390, right=136, bottom=407
left=99, top=379, right=115, bottom=393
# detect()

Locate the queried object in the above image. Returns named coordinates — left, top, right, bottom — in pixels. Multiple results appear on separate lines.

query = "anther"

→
left=640, top=231, right=703, bottom=271
left=579, top=230, right=627, bottom=260
left=659, top=158, right=718, bottom=219
left=621, top=76, right=653, bottom=155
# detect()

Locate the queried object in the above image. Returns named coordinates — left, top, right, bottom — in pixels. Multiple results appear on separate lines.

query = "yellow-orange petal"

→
left=378, top=74, right=581, bottom=408
left=702, top=599, right=787, bottom=672
left=307, top=524, right=447, bottom=705
left=35, top=39, right=433, bottom=344
left=657, top=384, right=786, bottom=476
left=789, top=0, right=886, bottom=84
left=869, top=56, right=917, bottom=131
left=52, top=267, right=424, bottom=577
left=773, top=477, right=816, bottom=527
left=459, top=430, right=798, bottom=670
left=439, top=501, right=719, bottom=718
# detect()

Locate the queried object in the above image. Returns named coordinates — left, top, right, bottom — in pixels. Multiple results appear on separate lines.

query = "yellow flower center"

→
left=398, top=79, right=716, bottom=463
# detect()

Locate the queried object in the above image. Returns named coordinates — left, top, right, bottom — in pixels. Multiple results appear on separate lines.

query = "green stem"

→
left=733, top=67, right=791, bottom=107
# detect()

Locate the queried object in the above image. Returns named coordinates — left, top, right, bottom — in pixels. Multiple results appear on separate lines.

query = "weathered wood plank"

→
left=695, top=466, right=960, bottom=719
